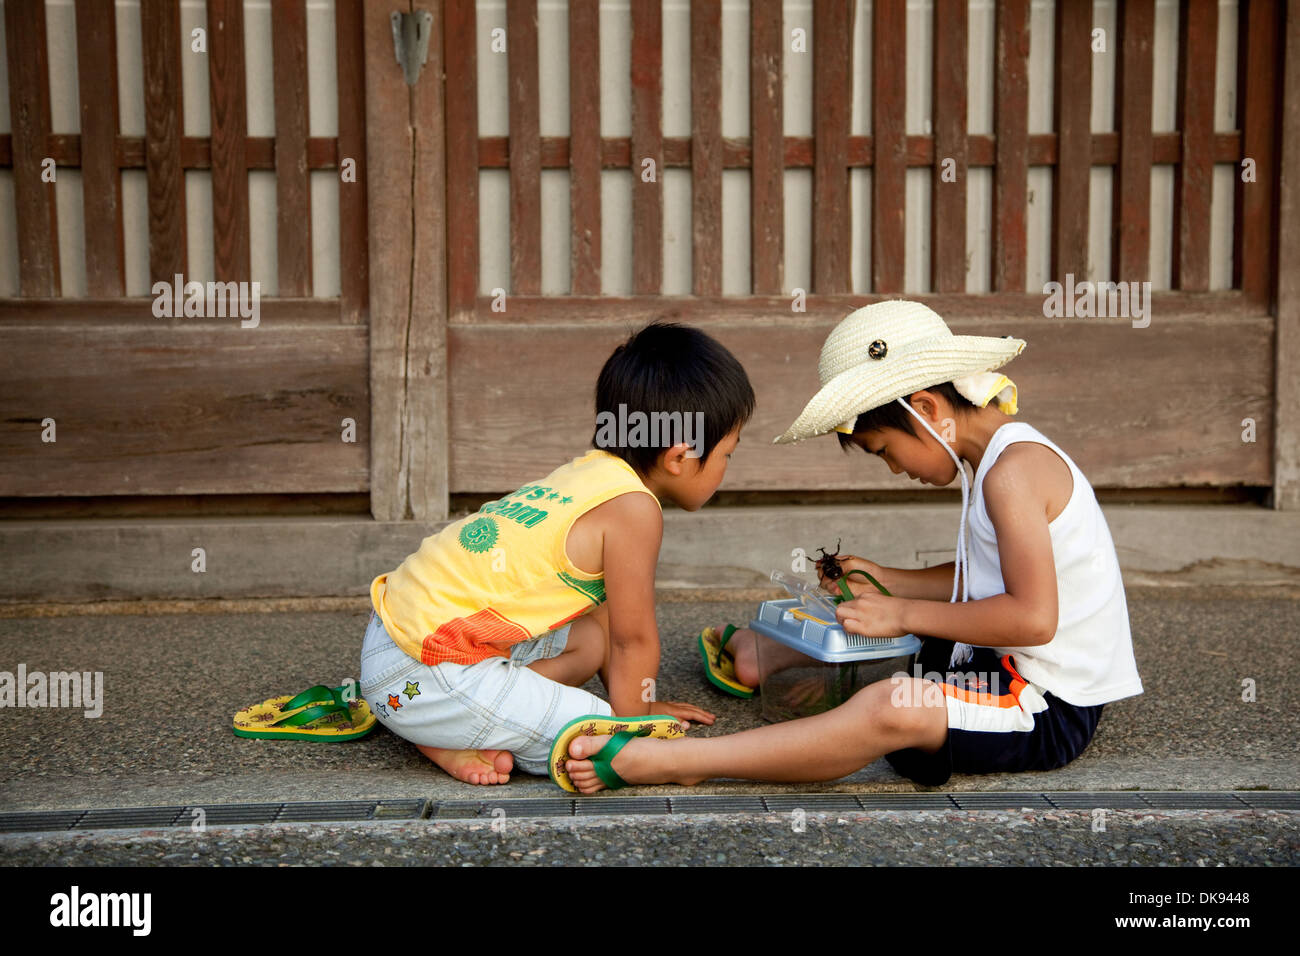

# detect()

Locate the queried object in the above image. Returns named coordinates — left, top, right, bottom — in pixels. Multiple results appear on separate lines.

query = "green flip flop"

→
left=698, top=624, right=756, bottom=698
left=585, top=731, right=645, bottom=790
left=232, top=683, right=376, bottom=741
left=549, top=714, right=687, bottom=792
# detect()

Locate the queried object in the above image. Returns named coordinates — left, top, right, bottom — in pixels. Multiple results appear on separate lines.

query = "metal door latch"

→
left=391, top=10, right=433, bottom=86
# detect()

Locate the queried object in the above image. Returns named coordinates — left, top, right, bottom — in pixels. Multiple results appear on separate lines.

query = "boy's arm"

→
left=838, top=454, right=1059, bottom=647
left=906, top=453, right=1058, bottom=646
left=826, top=557, right=960, bottom=602
left=599, top=492, right=664, bottom=716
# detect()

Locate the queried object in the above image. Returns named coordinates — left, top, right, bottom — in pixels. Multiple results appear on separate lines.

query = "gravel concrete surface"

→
left=2, top=810, right=1296, bottom=866
left=2, top=594, right=1297, bottom=809
left=0, top=593, right=1297, bottom=865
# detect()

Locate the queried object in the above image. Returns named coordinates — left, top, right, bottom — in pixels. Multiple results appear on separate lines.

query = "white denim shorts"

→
left=359, top=610, right=612, bottom=775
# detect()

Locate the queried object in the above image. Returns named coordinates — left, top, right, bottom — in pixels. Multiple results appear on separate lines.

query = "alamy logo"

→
left=151, top=273, right=261, bottom=328
left=49, top=886, right=151, bottom=936
left=0, top=665, right=103, bottom=718
left=594, top=404, right=706, bottom=458
left=1042, top=273, right=1151, bottom=328
left=890, top=665, right=1002, bottom=706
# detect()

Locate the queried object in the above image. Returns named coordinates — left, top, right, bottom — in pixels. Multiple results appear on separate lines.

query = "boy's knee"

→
left=864, top=677, right=945, bottom=734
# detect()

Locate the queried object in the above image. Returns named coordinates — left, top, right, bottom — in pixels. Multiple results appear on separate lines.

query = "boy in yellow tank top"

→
left=361, top=323, right=755, bottom=784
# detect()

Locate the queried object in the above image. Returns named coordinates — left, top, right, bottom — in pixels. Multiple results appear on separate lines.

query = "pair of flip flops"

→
left=232, top=684, right=377, bottom=741
left=548, top=714, right=687, bottom=792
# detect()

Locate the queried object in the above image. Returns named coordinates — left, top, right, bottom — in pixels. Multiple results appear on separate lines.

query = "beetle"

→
left=814, top=538, right=844, bottom=582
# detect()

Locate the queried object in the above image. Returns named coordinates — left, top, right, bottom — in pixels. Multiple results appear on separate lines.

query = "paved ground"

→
left=1, top=592, right=1296, bottom=865
left=3, top=810, right=1295, bottom=867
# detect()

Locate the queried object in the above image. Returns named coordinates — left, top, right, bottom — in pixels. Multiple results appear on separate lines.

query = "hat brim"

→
left=773, top=334, right=1026, bottom=444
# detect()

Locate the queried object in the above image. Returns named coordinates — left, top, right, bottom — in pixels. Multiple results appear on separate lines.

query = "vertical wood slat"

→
left=336, top=0, right=369, bottom=324
left=5, top=0, right=60, bottom=295
left=1113, top=0, right=1155, bottom=283
left=364, top=1, right=416, bottom=520
left=691, top=0, right=722, bottom=297
left=1172, top=0, right=1216, bottom=291
left=872, top=0, right=905, bottom=294
left=75, top=0, right=125, bottom=297
left=1052, top=0, right=1091, bottom=281
left=141, top=0, right=185, bottom=285
left=208, top=0, right=250, bottom=283
left=814, top=0, right=852, bottom=294
left=411, top=0, right=450, bottom=520
left=931, top=0, right=967, bottom=293
left=569, top=0, right=601, bottom=294
left=507, top=0, right=541, bottom=295
left=1235, top=0, right=1282, bottom=306
left=993, top=0, right=1029, bottom=292
left=630, top=0, right=663, bottom=295
left=445, top=0, right=479, bottom=318
left=271, top=0, right=311, bottom=296
left=749, top=0, right=783, bottom=295
left=1273, top=0, right=1300, bottom=509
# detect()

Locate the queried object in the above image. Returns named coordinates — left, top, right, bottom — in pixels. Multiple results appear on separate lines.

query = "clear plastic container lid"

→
left=755, top=570, right=922, bottom=663
left=769, top=569, right=839, bottom=618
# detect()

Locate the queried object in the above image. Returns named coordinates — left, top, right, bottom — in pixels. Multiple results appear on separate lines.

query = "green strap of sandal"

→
left=588, top=730, right=643, bottom=791
left=832, top=569, right=892, bottom=603
left=272, top=684, right=357, bottom=728
left=281, top=684, right=354, bottom=710
left=700, top=624, right=755, bottom=698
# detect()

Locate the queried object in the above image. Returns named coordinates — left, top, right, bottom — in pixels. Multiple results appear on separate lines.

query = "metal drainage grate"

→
left=1042, top=792, right=1154, bottom=810
left=762, top=794, right=865, bottom=811
left=434, top=798, right=573, bottom=820
left=575, top=796, right=672, bottom=816
left=671, top=795, right=768, bottom=814
left=1139, top=792, right=1253, bottom=810
left=951, top=793, right=1057, bottom=810
left=0, top=810, right=86, bottom=834
left=855, top=793, right=957, bottom=810
left=0, top=799, right=428, bottom=834
left=0, top=792, right=1295, bottom=835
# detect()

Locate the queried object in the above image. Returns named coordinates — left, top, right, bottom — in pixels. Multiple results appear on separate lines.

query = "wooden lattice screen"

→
left=0, top=0, right=1291, bottom=521
left=0, top=0, right=370, bottom=500
left=441, top=0, right=1283, bottom=504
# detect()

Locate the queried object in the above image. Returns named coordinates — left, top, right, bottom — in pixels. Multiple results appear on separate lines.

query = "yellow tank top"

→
left=370, top=450, right=660, bottom=667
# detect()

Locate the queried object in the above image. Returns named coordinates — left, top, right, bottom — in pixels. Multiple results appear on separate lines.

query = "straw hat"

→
left=773, top=301, right=1026, bottom=444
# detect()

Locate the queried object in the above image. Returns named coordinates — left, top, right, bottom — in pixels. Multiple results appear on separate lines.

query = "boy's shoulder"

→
left=984, top=439, right=1075, bottom=523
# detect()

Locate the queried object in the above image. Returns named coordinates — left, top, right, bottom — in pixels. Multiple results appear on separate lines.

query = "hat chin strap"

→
left=895, top=398, right=974, bottom=669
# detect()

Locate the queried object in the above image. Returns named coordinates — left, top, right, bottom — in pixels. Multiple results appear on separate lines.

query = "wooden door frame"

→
left=1276, top=4, right=1300, bottom=511
left=363, top=0, right=450, bottom=521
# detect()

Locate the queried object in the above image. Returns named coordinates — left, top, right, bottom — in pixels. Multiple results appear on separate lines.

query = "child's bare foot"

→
left=416, top=746, right=513, bottom=785
left=722, top=624, right=760, bottom=688
left=564, top=734, right=699, bottom=794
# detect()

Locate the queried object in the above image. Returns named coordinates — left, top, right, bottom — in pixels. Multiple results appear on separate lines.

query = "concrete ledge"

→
left=2, top=503, right=1298, bottom=603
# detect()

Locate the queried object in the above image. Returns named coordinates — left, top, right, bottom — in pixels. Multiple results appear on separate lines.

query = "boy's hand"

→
left=817, top=555, right=884, bottom=595
left=835, top=591, right=909, bottom=638
left=652, top=700, right=716, bottom=728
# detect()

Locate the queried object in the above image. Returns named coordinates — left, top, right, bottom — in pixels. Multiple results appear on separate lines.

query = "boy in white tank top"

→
left=556, top=301, right=1143, bottom=792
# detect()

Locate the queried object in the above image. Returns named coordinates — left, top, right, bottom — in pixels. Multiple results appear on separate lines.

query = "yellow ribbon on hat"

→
left=833, top=372, right=1018, bottom=435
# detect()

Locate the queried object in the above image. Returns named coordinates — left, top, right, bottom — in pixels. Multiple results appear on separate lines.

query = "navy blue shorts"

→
left=885, top=639, right=1105, bottom=786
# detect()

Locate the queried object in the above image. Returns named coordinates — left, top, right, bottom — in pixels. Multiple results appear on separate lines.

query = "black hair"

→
left=594, top=322, right=756, bottom=474
left=836, top=381, right=978, bottom=452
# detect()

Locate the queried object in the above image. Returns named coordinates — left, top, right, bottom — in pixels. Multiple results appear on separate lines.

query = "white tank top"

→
left=966, top=422, right=1144, bottom=707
